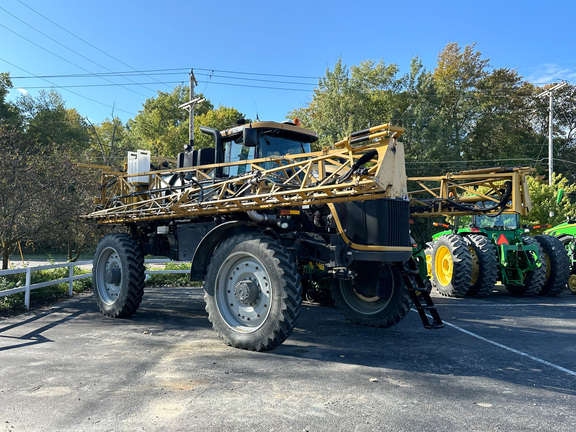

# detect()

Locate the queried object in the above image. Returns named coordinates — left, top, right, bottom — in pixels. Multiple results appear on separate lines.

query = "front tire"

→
left=330, top=263, right=411, bottom=328
left=203, top=233, right=301, bottom=351
left=93, top=233, right=145, bottom=318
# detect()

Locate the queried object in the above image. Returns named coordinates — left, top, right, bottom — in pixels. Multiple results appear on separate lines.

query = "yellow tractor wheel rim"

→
left=435, top=245, right=453, bottom=286
left=568, top=274, right=576, bottom=293
left=426, top=254, right=433, bottom=278
left=469, top=245, right=479, bottom=286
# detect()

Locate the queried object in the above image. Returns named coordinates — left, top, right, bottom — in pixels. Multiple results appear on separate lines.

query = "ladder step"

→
left=415, top=287, right=431, bottom=294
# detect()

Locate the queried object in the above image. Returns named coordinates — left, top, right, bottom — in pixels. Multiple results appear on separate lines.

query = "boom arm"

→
left=408, top=166, right=534, bottom=217
left=83, top=124, right=408, bottom=224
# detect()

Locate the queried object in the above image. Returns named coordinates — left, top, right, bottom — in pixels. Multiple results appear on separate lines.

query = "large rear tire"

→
left=330, top=263, right=411, bottom=328
left=464, top=234, right=498, bottom=297
left=93, top=233, right=145, bottom=318
left=557, top=234, right=576, bottom=295
left=505, top=236, right=547, bottom=296
left=431, top=235, right=472, bottom=297
left=535, top=235, right=570, bottom=296
left=203, top=233, right=301, bottom=351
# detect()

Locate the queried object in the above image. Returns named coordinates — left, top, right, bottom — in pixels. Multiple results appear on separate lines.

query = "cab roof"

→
left=221, top=120, right=319, bottom=143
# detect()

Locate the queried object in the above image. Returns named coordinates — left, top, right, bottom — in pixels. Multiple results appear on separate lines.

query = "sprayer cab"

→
left=177, top=119, right=319, bottom=177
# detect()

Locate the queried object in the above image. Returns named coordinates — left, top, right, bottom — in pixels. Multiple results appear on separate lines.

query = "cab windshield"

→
left=473, top=214, right=519, bottom=230
left=225, top=134, right=311, bottom=176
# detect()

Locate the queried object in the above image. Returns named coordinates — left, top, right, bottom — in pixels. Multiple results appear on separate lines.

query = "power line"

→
left=17, top=79, right=314, bottom=92
left=10, top=69, right=320, bottom=85
left=0, top=56, right=135, bottom=116
left=10, top=71, right=318, bottom=88
left=14, top=0, right=173, bottom=90
left=0, top=5, right=155, bottom=95
left=0, top=21, right=152, bottom=99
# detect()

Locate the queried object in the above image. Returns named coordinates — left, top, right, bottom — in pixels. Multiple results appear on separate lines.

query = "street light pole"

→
left=537, top=82, right=567, bottom=186
left=178, top=69, right=205, bottom=151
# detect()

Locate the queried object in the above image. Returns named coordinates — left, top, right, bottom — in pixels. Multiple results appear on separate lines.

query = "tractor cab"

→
left=177, top=119, right=318, bottom=177
left=472, top=213, right=520, bottom=231
left=220, top=120, right=318, bottom=176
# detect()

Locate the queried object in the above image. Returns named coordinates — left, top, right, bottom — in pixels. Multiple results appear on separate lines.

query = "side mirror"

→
left=243, top=128, right=258, bottom=147
left=556, top=189, right=564, bottom=204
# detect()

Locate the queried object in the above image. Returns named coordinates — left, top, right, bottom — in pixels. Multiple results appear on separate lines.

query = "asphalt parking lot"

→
left=1, top=285, right=575, bottom=432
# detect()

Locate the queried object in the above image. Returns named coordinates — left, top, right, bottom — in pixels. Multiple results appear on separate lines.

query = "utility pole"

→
left=178, top=69, right=205, bottom=151
left=537, top=81, right=567, bottom=186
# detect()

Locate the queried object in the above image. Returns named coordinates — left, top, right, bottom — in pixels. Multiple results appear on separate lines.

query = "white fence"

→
left=0, top=259, right=189, bottom=310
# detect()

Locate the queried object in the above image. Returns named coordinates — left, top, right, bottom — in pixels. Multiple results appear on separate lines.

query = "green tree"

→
left=193, top=106, right=247, bottom=149
left=0, top=124, right=95, bottom=268
left=18, top=90, right=90, bottom=154
left=521, top=174, right=576, bottom=229
left=465, top=68, right=540, bottom=166
left=128, top=85, right=213, bottom=156
left=290, top=58, right=404, bottom=150
left=87, top=117, right=135, bottom=166
left=0, top=72, right=21, bottom=126
left=398, top=58, right=447, bottom=176
left=432, top=42, right=490, bottom=161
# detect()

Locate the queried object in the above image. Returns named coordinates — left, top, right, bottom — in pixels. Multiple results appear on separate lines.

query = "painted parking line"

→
left=436, top=303, right=576, bottom=307
left=414, top=308, right=576, bottom=377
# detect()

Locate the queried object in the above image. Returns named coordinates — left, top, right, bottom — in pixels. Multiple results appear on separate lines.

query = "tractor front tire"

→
left=93, top=233, right=145, bottom=318
left=431, top=234, right=472, bottom=297
left=464, top=234, right=498, bottom=297
left=203, top=233, right=301, bottom=351
left=535, top=235, right=570, bottom=296
left=331, top=263, right=411, bottom=328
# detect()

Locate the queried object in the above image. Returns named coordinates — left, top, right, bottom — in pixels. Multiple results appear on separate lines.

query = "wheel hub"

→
left=569, top=274, right=576, bottom=293
left=234, top=279, right=260, bottom=305
left=105, top=267, right=121, bottom=285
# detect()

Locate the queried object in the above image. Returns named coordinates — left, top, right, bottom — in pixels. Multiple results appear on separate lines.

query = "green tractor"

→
left=543, top=190, right=576, bottom=294
left=426, top=213, right=570, bottom=297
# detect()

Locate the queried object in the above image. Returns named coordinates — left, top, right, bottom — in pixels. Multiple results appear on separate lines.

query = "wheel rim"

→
left=215, top=251, right=272, bottom=332
left=435, top=245, right=453, bottom=286
left=544, top=253, right=551, bottom=281
left=569, top=274, right=576, bottom=293
left=426, top=253, right=433, bottom=278
left=340, top=267, right=394, bottom=315
left=469, top=245, right=479, bottom=285
left=95, top=247, right=122, bottom=305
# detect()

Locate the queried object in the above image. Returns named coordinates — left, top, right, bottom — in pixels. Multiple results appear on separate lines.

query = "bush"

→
left=145, top=262, right=198, bottom=287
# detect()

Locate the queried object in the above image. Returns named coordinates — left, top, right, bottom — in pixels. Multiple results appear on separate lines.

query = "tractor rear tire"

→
left=331, top=263, right=411, bottom=328
left=505, top=236, right=547, bottom=296
left=557, top=234, right=576, bottom=295
left=535, top=235, right=570, bottom=296
left=464, top=235, right=498, bottom=297
left=431, top=234, right=472, bottom=297
left=203, top=233, right=301, bottom=351
left=93, top=233, right=145, bottom=318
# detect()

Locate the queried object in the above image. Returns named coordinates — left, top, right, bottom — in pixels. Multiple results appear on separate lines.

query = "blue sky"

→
left=1, top=0, right=575, bottom=125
